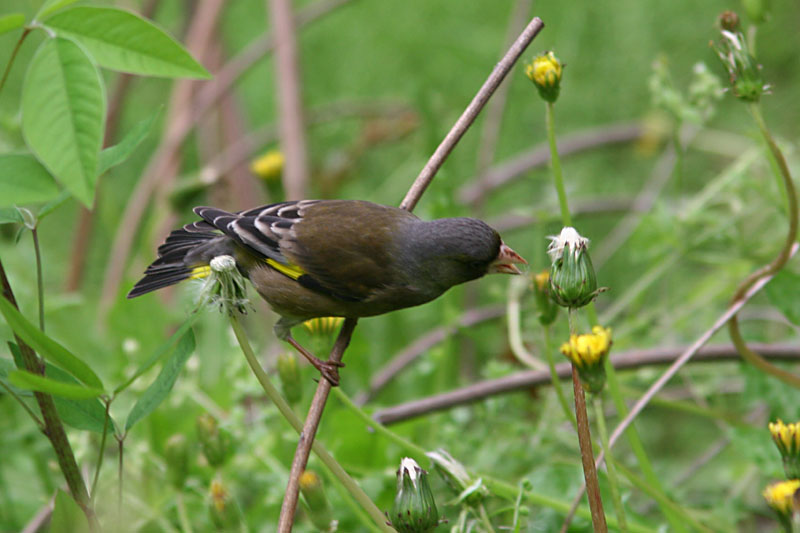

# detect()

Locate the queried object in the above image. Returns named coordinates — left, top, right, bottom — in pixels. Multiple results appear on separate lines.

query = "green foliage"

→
left=0, top=154, right=59, bottom=206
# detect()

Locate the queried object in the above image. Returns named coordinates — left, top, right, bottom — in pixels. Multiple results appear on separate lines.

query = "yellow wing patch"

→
left=265, top=258, right=305, bottom=280
left=189, top=265, right=212, bottom=279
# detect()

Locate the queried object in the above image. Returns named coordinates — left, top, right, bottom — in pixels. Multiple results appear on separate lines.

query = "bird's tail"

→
left=127, top=226, right=225, bottom=298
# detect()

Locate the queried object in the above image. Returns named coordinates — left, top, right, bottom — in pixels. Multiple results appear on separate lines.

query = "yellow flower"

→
left=763, top=479, right=800, bottom=517
left=534, top=270, right=550, bottom=291
left=769, top=420, right=800, bottom=478
left=302, top=316, right=344, bottom=335
left=560, top=326, right=612, bottom=393
left=561, top=326, right=612, bottom=369
left=250, top=149, right=284, bottom=180
left=210, top=479, right=228, bottom=513
left=525, top=51, right=563, bottom=102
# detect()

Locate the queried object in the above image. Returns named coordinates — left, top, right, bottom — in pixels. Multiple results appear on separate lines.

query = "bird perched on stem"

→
left=129, top=200, right=526, bottom=385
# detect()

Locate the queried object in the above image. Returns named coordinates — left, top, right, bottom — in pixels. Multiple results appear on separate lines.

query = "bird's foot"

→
left=287, top=336, right=345, bottom=386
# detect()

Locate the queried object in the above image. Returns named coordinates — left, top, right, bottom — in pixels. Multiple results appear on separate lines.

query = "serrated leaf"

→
left=0, top=297, right=103, bottom=389
left=9, top=369, right=103, bottom=399
left=125, top=330, right=195, bottom=431
left=0, top=153, right=61, bottom=206
left=44, top=7, right=210, bottom=79
left=51, top=490, right=90, bottom=533
left=0, top=14, right=25, bottom=36
left=22, top=38, right=106, bottom=207
left=0, top=207, right=24, bottom=224
left=98, top=108, right=161, bottom=175
left=766, top=270, right=800, bottom=325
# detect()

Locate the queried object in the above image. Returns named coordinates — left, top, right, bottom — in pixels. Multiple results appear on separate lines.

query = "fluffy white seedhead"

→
left=210, top=255, right=237, bottom=273
left=400, top=457, right=421, bottom=485
left=547, top=227, right=589, bottom=262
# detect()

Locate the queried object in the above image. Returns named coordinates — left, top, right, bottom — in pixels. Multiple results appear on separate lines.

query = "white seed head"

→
left=210, top=255, right=237, bottom=273
left=400, top=457, right=421, bottom=484
left=547, top=227, right=589, bottom=262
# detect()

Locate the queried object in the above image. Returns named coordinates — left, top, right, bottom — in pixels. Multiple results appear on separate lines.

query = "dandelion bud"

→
left=196, top=255, right=249, bottom=315
left=209, top=478, right=240, bottom=529
left=277, top=352, right=303, bottom=406
left=300, top=470, right=335, bottom=531
left=196, top=413, right=234, bottom=469
left=388, top=458, right=439, bottom=533
left=547, top=227, right=604, bottom=309
left=426, top=449, right=488, bottom=506
left=717, top=10, right=740, bottom=32
left=769, top=420, right=800, bottom=478
left=532, top=270, right=558, bottom=326
left=560, top=326, right=613, bottom=393
left=164, top=434, right=190, bottom=489
left=763, top=479, right=800, bottom=531
left=710, top=27, right=767, bottom=102
left=524, top=51, right=563, bottom=103
left=250, top=149, right=284, bottom=181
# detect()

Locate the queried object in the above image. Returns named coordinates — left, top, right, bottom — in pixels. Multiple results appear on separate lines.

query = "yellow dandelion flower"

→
left=250, top=150, right=284, bottom=180
left=769, top=419, right=800, bottom=478
left=524, top=51, right=563, bottom=102
left=560, top=326, right=612, bottom=393
left=763, top=479, right=800, bottom=517
left=302, top=316, right=344, bottom=335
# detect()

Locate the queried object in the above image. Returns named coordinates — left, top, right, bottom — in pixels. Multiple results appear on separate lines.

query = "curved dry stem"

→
left=727, top=103, right=800, bottom=387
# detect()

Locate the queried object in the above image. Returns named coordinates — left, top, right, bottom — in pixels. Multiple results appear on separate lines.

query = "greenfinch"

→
left=129, top=200, right=526, bottom=383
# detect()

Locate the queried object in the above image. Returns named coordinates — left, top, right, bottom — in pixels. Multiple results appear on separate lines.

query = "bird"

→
left=128, top=200, right=527, bottom=384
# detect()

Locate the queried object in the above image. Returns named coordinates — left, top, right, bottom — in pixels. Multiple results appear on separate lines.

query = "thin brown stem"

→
left=371, top=341, right=799, bottom=424
left=399, top=16, right=544, bottom=211
left=571, top=365, right=606, bottom=531
left=0, top=28, right=30, bottom=97
left=277, top=318, right=357, bottom=532
left=0, top=258, right=97, bottom=530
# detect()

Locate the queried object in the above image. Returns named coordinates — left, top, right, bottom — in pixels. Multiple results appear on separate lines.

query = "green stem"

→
left=31, top=228, right=45, bottom=332
left=117, top=436, right=124, bottom=518
left=477, top=503, right=496, bottom=533
left=543, top=327, right=576, bottom=427
left=90, top=399, right=112, bottom=501
left=546, top=102, right=572, bottom=227
left=176, top=492, right=193, bottom=533
left=331, top=387, right=428, bottom=458
left=593, top=395, right=627, bottom=533
left=0, top=258, right=98, bottom=530
left=726, top=103, right=800, bottom=388
left=0, top=28, right=30, bottom=97
left=0, top=377, right=44, bottom=427
left=229, top=315, right=393, bottom=532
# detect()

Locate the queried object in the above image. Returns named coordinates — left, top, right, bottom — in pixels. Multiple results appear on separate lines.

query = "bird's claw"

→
left=318, top=360, right=344, bottom=386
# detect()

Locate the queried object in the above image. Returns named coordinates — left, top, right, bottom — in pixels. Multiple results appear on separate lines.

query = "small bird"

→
left=129, top=200, right=526, bottom=384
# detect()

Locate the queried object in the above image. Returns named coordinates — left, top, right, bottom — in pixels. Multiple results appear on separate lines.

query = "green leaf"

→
left=766, top=270, right=800, bottom=325
left=0, top=207, right=24, bottom=224
left=0, top=14, right=25, bottom=36
left=0, top=153, right=61, bottom=206
left=114, top=311, right=200, bottom=394
left=0, top=297, right=104, bottom=389
left=22, top=38, right=106, bottom=207
left=36, top=0, right=80, bottom=20
left=43, top=7, right=211, bottom=79
left=98, top=108, right=161, bottom=175
left=0, top=355, right=33, bottom=397
left=51, top=490, right=90, bottom=533
left=8, top=341, right=110, bottom=433
left=9, top=369, right=103, bottom=399
left=125, top=330, right=195, bottom=431
left=38, top=190, right=72, bottom=220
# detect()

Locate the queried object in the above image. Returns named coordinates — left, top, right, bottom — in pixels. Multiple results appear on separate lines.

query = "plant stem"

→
left=543, top=326, right=576, bottom=427
left=726, top=103, right=800, bottom=388
left=0, top=258, right=98, bottom=530
left=592, top=395, right=627, bottom=533
left=31, top=228, right=45, bottom=332
left=176, top=492, right=193, bottom=533
left=229, top=315, right=392, bottom=532
left=546, top=102, right=572, bottom=227
left=90, top=399, right=112, bottom=500
left=117, top=435, right=124, bottom=518
left=477, top=503, right=496, bottom=533
left=331, top=386, right=428, bottom=458
left=0, top=28, right=30, bottom=97
left=0, top=378, right=44, bottom=428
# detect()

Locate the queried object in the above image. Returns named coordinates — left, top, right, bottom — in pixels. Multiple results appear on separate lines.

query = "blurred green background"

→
left=1, top=0, right=799, bottom=531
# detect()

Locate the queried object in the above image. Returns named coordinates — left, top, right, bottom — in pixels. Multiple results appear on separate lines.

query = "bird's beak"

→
left=489, top=242, right=527, bottom=275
